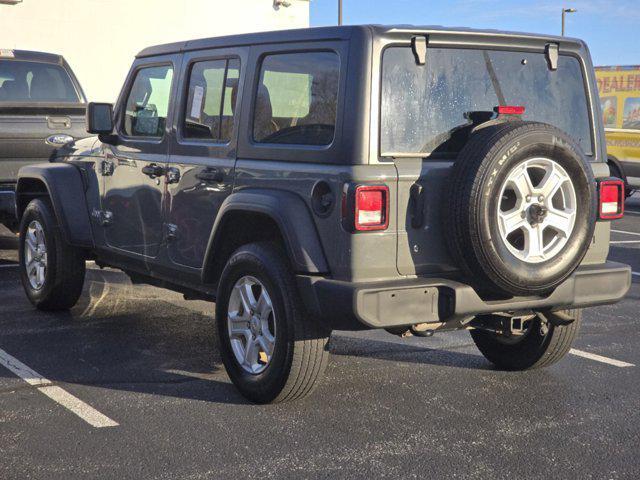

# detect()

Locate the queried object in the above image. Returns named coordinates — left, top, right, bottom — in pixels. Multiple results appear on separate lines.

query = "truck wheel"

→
left=216, top=242, right=330, bottom=404
left=470, top=309, right=581, bottom=370
left=446, top=121, right=597, bottom=296
left=19, top=198, right=86, bottom=311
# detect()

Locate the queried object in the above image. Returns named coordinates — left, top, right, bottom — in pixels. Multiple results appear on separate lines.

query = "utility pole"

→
left=338, top=0, right=343, bottom=25
left=561, top=8, right=577, bottom=36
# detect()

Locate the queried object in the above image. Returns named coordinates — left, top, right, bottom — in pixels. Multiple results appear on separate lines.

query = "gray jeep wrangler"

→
left=15, top=26, right=631, bottom=403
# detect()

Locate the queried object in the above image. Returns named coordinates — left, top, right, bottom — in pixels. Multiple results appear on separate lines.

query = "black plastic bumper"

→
left=297, top=261, right=632, bottom=330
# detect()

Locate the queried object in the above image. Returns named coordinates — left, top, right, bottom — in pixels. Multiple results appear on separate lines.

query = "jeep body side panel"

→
left=16, top=163, right=93, bottom=247
left=231, top=32, right=399, bottom=282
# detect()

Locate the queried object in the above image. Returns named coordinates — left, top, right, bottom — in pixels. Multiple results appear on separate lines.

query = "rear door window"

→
left=123, top=65, right=173, bottom=138
left=183, top=58, right=240, bottom=142
left=253, top=51, right=340, bottom=146
left=0, top=60, right=80, bottom=103
left=381, top=47, right=593, bottom=156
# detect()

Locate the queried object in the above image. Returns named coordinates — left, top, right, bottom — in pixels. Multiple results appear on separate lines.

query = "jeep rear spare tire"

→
left=446, top=121, right=597, bottom=297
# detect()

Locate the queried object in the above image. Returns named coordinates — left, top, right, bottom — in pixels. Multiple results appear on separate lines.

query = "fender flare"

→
left=607, top=155, right=625, bottom=178
left=16, top=163, right=93, bottom=248
left=202, top=189, right=329, bottom=281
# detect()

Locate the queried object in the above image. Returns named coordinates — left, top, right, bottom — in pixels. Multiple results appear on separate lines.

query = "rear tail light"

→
left=598, top=179, right=625, bottom=220
left=495, top=105, right=526, bottom=115
left=352, top=185, right=389, bottom=231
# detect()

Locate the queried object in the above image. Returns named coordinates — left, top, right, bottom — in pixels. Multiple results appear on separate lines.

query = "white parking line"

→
left=611, top=229, right=640, bottom=236
left=569, top=348, right=635, bottom=368
left=610, top=240, right=640, bottom=244
left=0, top=264, right=18, bottom=269
left=633, top=271, right=640, bottom=278
left=0, top=348, right=118, bottom=428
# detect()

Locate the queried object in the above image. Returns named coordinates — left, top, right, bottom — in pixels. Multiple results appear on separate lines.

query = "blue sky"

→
left=310, top=0, right=639, bottom=66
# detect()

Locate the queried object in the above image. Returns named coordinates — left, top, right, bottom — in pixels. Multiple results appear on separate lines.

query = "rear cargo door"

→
left=381, top=43, right=595, bottom=276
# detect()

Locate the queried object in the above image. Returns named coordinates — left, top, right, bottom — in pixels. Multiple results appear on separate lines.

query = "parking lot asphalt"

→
left=1, top=199, right=639, bottom=480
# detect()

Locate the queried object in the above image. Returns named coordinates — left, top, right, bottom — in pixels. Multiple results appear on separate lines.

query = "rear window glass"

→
left=253, top=51, right=340, bottom=146
left=0, top=60, right=80, bottom=103
left=183, top=58, right=240, bottom=142
left=381, top=47, right=593, bottom=156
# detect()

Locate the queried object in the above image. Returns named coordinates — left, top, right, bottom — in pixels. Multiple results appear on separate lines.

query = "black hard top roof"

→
left=137, top=24, right=580, bottom=58
left=0, top=49, right=65, bottom=65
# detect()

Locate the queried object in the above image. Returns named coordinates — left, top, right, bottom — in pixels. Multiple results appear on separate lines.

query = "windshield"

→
left=0, top=60, right=80, bottom=103
left=381, top=47, right=593, bottom=157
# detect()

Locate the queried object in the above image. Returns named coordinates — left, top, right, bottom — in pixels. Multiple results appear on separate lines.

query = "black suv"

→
left=0, top=49, right=88, bottom=229
left=14, top=26, right=631, bottom=403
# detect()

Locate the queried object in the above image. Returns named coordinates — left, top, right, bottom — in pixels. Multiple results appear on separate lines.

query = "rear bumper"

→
left=297, top=261, right=632, bottom=330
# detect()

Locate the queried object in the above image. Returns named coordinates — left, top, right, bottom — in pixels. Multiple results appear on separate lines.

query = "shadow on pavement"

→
left=330, top=334, right=490, bottom=370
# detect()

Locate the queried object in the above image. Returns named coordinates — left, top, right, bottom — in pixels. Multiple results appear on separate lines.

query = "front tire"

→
left=216, top=242, right=330, bottom=404
left=471, top=309, right=582, bottom=370
left=19, top=198, right=86, bottom=311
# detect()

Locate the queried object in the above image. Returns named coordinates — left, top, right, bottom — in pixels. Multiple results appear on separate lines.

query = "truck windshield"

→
left=381, top=47, right=593, bottom=157
left=0, top=60, right=80, bottom=103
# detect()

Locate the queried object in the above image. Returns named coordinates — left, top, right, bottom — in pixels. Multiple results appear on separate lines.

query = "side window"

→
left=253, top=51, right=340, bottom=146
left=183, top=58, right=240, bottom=142
left=123, top=65, right=173, bottom=138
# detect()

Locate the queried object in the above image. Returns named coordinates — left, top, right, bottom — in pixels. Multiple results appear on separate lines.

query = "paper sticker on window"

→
left=190, top=85, right=204, bottom=120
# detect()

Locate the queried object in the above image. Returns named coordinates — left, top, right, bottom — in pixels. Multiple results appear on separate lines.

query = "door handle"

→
left=195, top=168, right=224, bottom=182
left=142, top=163, right=165, bottom=178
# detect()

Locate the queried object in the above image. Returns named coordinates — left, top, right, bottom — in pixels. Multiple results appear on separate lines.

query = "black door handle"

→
left=142, top=163, right=165, bottom=178
left=196, top=168, right=224, bottom=182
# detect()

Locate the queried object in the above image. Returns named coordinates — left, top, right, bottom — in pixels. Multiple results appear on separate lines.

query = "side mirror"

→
left=86, top=102, right=114, bottom=134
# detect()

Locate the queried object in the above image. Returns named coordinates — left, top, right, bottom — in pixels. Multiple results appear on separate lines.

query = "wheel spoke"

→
left=499, top=209, right=525, bottom=235
left=257, top=290, right=273, bottom=320
left=25, top=236, right=37, bottom=255
left=243, top=338, right=259, bottom=369
left=510, top=168, right=534, bottom=199
left=257, top=335, right=274, bottom=358
left=524, top=225, right=545, bottom=259
left=36, top=264, right=45, bottom=286
left=538, top=167, right=564, bottom=199
left=545, top=208, right=574, bottom=236
left=237, top=281, right=257, bottom=313
left=228, top=311, right=249, bottom=336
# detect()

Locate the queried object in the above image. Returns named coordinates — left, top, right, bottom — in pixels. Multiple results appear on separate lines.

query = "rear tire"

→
left=216, top=242, right=330, bottom=404
left=19, top=198, right=85, bottom=311
left=470, top=309, right=581, bottom=370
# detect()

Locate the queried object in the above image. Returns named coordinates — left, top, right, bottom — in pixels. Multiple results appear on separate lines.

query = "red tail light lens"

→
left=495, top=105, right=526, bottom=115
left=598, top=179, right=624, bottom=220
left=354, top=185, right=389, bottom=231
